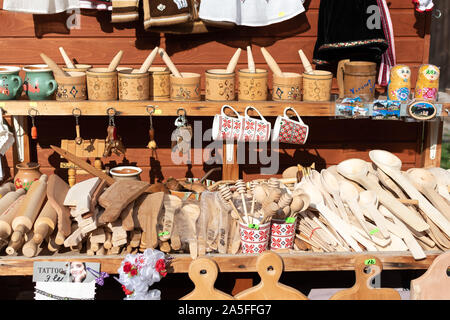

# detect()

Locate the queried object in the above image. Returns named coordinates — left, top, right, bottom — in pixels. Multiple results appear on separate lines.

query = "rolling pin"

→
left=158, top=48, right=182, bottom=78
left=40, top=53, right=70, bottom=78
left=0, top=194, right=26, bottom=246
left=59, top=47, right=75, bottom=69
left=6, top=236, right=25, bottom=255
left=33, top=200, right=58, bottom=245
left=11, top=175, right=48, bottom=242
left=0, top=182, right=15, bottom=198
left=22, top=231, right=39, bottom=257
left=0, top=188, right=25, bottom=214
left=107, top=50, right=124, bottom=72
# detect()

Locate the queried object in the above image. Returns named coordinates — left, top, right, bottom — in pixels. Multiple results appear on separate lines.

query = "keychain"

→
left=104, top=107, right=126, bottom=157
left=72, top=107, right=83, bottom=145
left=28, top=108, right=38, bottom=140
left=171, top=108, right=192, bottom=156
left=146, top=106, right=157, bottom=158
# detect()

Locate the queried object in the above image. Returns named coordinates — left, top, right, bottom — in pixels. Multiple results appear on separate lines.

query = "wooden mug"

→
left=149, top=67, right=170, bottom=101
left=86, top=68, right=118, bottom=101
left=272, top=72, right=302, bottom=101
left=118, top=69, right=149, bottom=101
left=55, top=71, right=87, bottom=101
left=205, top=69, right=235, bottom=101
left=170, top=72, right=201, bottom=101
left=337, top=60, right=377, bottom=101
left=302, top=70, right=332, bottom=102
left=238, top=68, right=268, bottom=101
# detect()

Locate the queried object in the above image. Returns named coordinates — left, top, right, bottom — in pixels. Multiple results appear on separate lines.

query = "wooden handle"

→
left=6, top=236, right=25, bottom=255
left=0, top=195, right=26, bottom=240
left=0, top=189, right=25, bottom=216
left=59, top=47, right=75, bottom=69
left=136, top=47, right=159, bottom=73
left=337, top=59, right=349, bottom=99
left=298, top=50, right=313, bottom=74
left=261, top=47, right=283, bottom=77
left=226, top=48, right=242, bottom=73
left=158, top=48, right=182, bottom=78
left=40, top=53, right=70, bottom=78
left=23, top=234, right=39, bottom=257
left=107, top=50, right=124, bottom=72
left=247, top=46, right=256, bottom=73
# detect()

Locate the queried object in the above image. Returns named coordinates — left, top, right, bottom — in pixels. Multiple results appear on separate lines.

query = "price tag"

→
left=29, top=102, right=37, bottom=108
left=285, top=217, right=296, bottom=223
left=248, top=224, right=259, bottom=230
left=158, top=231, right=169, bottom=237
left=0, top=102, right=5, bottom=108
left=364, top=259, right=376, bottom=266
left=154, top=108, right=162, bottom=115
left=369, top=228, right=379, bottom=235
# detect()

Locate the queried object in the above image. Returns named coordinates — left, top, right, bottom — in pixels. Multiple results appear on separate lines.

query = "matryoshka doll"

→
left=414, top=64, right=440, bottom=102
left=388, top=65, right=411, bottom=101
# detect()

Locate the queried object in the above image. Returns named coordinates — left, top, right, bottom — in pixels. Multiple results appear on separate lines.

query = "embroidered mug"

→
left=240, top=106, right=271, bottom=142
left=270, top=218, right=297, bottom=250
left=211, top=105, right=244, bottom=141
left=272, top=107, right=309, bottom=145
left=239, top=222, right=271, bottom=254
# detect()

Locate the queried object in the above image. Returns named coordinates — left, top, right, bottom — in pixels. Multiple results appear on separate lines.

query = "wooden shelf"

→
left=0, top=251, right=442, bottom=276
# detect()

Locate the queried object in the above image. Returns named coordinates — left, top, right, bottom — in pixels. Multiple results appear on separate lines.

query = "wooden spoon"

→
left=260, top=47, right=283, bottom=77
left=40, top=53, right=70, bottom=78
left=369, top=150, right=450, bottom=237
left=321, top=169, right=349, bottom=222
left=160, top=195, right=182, bottom=242
left=427, top=167, right=450, bottom=202
left=182, top=203, right=201, bottom=259
left=226, top=48, right=242, bottom=73
left=58, top=47, right=75, bottom=69
left=107, top=50, right=124, bottom=72
left=339, top=180, right=371, bottom=235
left=158, top=48, right=182, bottom=78
left=337, top=158, right=429, bottom=233
left=134, top=47, right=159, bottom=74
left=358, top=191, right=390, bottom=239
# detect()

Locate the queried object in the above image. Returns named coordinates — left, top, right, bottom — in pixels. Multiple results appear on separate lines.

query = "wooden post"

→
left=421, top=120, right=443, bottom=168
left=222, top=142, right=239, bottom=180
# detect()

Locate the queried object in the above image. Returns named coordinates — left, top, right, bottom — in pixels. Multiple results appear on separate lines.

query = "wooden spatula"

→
left=330, top=255, right=401, bottom=300
left=180, top=257, right=234, bottom=300
left=107, top=50, right=124, bottom=72
left=40, top=53, right=70, bottom=78
left=234, top=251, right=308, bottom=300
left=59, top=47, right=75, bottom=69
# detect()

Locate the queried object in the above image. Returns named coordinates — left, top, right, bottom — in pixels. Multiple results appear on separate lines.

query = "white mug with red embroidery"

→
left=272, top=107, right=309, bottom=144
left=240, top=106, right=271, bottom=142
left=212, top=105, right=244, bottom=141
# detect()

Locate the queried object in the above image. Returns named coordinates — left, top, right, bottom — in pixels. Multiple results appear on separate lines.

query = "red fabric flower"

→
left=123, top=262, right=132, bottom=273
left=130, top=268, right=138, bottom=276
left=155, top=259, right=167, bottom=277
left=122, top=285, right=134, bottom=296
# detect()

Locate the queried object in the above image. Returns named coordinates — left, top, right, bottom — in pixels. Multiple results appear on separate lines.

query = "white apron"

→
left=3, top=0, right=81, bottom=14
left=199, top=0, right=306, bottom=27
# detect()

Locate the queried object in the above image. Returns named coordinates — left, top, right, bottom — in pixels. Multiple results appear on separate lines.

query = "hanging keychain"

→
left=28, top=108, right=38, bottom=140
left=146, top=106, right=158, bottom=158
left=171, top=108, right=192, bottom=156
left=104, top=107, right=126, bottom=157
left=72, top=107, right=83, bottom=145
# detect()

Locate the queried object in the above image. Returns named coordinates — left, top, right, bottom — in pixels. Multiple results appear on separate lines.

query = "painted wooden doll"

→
left=387, top=65, right=411, bottom=101
left=414, top=64, right=440, bottom=102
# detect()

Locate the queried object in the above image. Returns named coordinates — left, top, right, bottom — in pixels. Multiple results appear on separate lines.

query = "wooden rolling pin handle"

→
left=11, top=224, right=27, bottom=242
left=33, top=224, right=49, bottom=244
left=23, top=239, right=38, bottom=257
left=6, top=238, right=24, bottom=255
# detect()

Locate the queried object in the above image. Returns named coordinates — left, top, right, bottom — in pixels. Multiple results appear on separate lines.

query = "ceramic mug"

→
left=240, top=106, right=271, bottom=142
left=211, top=105, right=244, bottom=141
left=23, top=65, right=57, bottom=100
left=270, top=218, right=297, bottom=250
left=272, top=107, right=309, bottom=145
left=239, top=222, right=270, bottom=254
left=0, top=66, right=23, bottom=100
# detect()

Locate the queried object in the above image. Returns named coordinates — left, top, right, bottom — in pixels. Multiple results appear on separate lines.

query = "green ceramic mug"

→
left=23, top=64, right=57, bottom=100
left=0, top=66, right=23, bottom=100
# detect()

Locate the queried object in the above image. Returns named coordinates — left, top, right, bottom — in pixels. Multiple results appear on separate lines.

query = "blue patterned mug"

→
left=0, top=66, right=23, bottom=100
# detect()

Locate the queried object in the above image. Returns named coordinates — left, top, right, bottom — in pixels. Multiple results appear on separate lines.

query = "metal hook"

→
left=28, top=108, right=38, bottom=117
left=106, top=107, right=117, bottom=117
left=433, top=9, right=442, bottom=19
left=72, top=107, right=81, bottom=118
left=146, top=105, right=156, bottom=115
left=176, top=107, right=187, bottom=117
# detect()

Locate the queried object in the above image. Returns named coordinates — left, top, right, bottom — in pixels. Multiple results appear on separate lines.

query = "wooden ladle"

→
left=406, top=168, right=450, bottom=220
left=337, top=158, right=429, bottom=233
left=369, top=150, right=450, bottom=237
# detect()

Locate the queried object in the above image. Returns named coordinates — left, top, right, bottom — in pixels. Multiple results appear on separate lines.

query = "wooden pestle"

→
left=261, top=47, right=284, bottom=77
left=33, top=200, right=58, bottom=245
left=11, top=175, right=48, bottom=242
left=0, top=182, right=15, bottom=198
left=298, top=50, right=313, bottom=74
left=0, top=189, right=25, bottom=214
left=59, top=47, right=75, bottom=69
left=134, top=47, right=159, bottom=74
left=226, top=48, right=242, bottom=73
left=107, top=50, right=124, bottom=72
left=158, top=48, right=182, bottom=78
left=40, top=53, right=70, bottom=78
left=247, top=46, right=256, bottom=73
left=0, top=193, right=26, bottom=244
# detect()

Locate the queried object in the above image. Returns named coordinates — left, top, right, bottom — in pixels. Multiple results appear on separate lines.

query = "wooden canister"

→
left=62, top=64, right=92, bottom=73
left=238, top=68, right=268, bottom=101
left=205, top=69, right=235, bottom=101
left=337, top=60, right=377, bottom=101
left=54, top=71, right=87, bottom=101
left=170, top=72, right=201, bottom=101
left=302, top=70, right=333, bottom=102
left=272, top=72, right=302, bottom=101
left=86, top=68, right=118, bottom=101
left=149, top=67, right=170, bottom=101
left=118, top=69, right=149, bottom=101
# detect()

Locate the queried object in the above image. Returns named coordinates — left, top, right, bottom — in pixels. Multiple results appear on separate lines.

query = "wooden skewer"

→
left=107, top=50, right=124, bottom=72
left=226, top=48, right=242, bottom=73
left=158, top=48, right=182, bottom=78
left=260, top=47, right=284, bottom=77
left=298, top=50, right=313, bottom=74
left=59, top=47, right=75, bottom=69
left=134, top=47, right=159, bottom=74
left=246, top=46, right=256, bottom=73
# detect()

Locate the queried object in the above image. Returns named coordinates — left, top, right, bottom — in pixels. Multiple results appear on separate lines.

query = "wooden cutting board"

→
left=135, top=192, right=165, bottom=249
left=330, top=255, right=401, bottom=300
left=180, top=257, right=234, bottom=300
left=410, top=251, right=450, bottom=300
left=234, top=251, right=308, bottom=300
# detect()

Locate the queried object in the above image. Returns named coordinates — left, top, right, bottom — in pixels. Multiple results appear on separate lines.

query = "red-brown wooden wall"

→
left=0, top=0, right=432, bottom=184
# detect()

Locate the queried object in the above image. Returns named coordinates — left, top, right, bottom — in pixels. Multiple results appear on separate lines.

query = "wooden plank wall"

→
left=0, top=0, right=431, bottom=183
